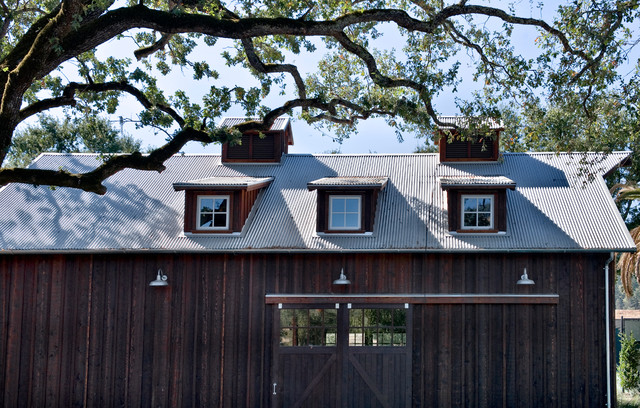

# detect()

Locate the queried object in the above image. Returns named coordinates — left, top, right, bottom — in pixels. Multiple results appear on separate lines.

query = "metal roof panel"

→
left=0, top=151, right=633, bottom=252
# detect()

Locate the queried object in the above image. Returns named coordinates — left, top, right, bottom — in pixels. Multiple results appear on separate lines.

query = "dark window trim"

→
left=314, top=189, right=379, bottom=234
left=195, top=194, right=231, bottom=231
left=184, top=190, right=236, bottom=234
left=443, top=188, right=509, bottom=233
left=459, top=194, right=495, bottom=231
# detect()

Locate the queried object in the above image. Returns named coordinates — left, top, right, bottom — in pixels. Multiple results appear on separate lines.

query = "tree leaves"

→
left=0, top=0, right=638, bottom=192
left=5, top=114, right=142, bottom=167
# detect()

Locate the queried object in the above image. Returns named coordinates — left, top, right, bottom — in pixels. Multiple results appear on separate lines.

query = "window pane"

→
left=345, top=198, right=360, bottom=212
left=309, top=309, right=323, bottom=325
left=280, top=308, right=337, bottom=347
left=324, top=309, right=338, bottom=325
left=200, top=213, right=213, bottom=227
left=280, top=309, right=294, bottom=326
left=350, top=309, right=363, bottom=326
left=345, top=213, right=359, bottom=228
left=393, top=309, right=406, bottom=326
left=477, top=198, right=492, bottom=211
left=463, top=198, right=477, bottom=211
left=349, top=328, right=365, bottom=346
left=332, top=197, right=345, bottom=212
left=200, top=198, right=214, bottom=213
left=478, top=213, right=491, bottom=227
left=280, top=328, right=293, bottom=346
left=348, top=308, right=407, bottom=347
left=331, top=213, right=344, bottom=228
left=308, top=328, right=324, bottom=346
left=295, top=310, right=309, bottom=326
left=214, top=198, right=227, bottom=212
left=295, top=328, right=309, bottom=345
left=464, top=213, right=477, bottom=227
left=325, top=331, right=337, bottom=346
left=393, top=329, right=407, bottom=346
left=213, top=214, right=227, bottom=227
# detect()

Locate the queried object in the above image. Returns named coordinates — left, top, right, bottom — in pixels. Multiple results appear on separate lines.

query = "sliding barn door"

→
left=271, top=304, right=412, bottom=408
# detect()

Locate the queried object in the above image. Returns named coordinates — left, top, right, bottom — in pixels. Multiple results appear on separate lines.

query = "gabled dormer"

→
left=307, top=177, right=388, bottom=234
left=440, top=176, right=516, bottom=233
left=437, top=116, right=504, bottom=162
left=220, top=117, right=293, bottom=163
left=173, top=176, right=273, bottom=234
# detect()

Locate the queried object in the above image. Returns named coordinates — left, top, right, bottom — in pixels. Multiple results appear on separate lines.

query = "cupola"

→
left=220, top=117, right=293, bottom=163
left=436, top=116, right=504, bottom=162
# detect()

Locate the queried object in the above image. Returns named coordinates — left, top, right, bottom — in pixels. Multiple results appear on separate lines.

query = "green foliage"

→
left=5, top=115, right=142, bottom=168
left=413, top=143, right=438, bottom=153
left=497, top=84, right=640, bottom=228
left=619, top=332, right=640, bottom=393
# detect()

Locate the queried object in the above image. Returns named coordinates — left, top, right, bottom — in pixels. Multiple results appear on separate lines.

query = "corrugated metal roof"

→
left=437, top=116, right=504, bottom=130
left=173, top=176, right=274, bottom=190
left=440, top=176, right=515, bottom=189
left=218, top=117, right=290, bottom=131
left=307, top=177, right=389, bottom=189
left=0, top=152, right=634, bottom=253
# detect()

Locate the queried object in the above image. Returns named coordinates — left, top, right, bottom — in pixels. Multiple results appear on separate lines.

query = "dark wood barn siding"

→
left=0, top=252, right=613, bottom=407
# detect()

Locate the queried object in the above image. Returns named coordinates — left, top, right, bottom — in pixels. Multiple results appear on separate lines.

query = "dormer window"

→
left=329, top=195, right=362, bottom=230
left=173, top=177, right=273, bottom=234
left=308, top=177, right=388, bottom=234
left=440, top=176, right=515, bottom=233
left=461, top=195, right=493, bottom=230
left=197, top=195, right=230, bottom=230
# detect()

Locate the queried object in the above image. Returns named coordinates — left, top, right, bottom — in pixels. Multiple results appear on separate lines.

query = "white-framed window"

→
left=197, top=195, right=230, bottom=230
left=461, top=195, right=493, bottom=229
left=329, top=195, right=362, bottom=230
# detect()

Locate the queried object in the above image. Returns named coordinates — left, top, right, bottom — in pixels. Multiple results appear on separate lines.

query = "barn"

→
left=0, top=117, right=635, bottom=407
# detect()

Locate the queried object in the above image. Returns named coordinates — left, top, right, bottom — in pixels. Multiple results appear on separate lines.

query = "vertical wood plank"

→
left=570, top=256, right=586, bottom=407
left=0, top=256, right=9, bottom=405
left=30, top=258, right=51, bottom=407
left=3, top=256, right=26, bottom=408
left=45, top=256, right=64, bottom=408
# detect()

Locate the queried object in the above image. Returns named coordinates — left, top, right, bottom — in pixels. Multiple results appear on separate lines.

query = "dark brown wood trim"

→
left=316, top=190, right=378, bottom=233
left=175, top=180, right=272, bottom=192
left=446, top=190, right=507, bottom=233
left=455, top=229, right=500, bottom=234
left=265, top=294, right=559, bottom=305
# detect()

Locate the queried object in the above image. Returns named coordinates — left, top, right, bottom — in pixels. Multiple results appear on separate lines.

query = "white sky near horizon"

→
left=49, top=1, right=603, bottom=156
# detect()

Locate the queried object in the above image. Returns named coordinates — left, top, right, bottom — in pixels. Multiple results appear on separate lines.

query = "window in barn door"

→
left=279, top=308, right=338, bottom=346
left=278, top=306, right=407, bottom=347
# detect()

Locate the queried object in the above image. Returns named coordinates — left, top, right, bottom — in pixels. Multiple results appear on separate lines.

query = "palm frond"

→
left=618, top=225, right=640, bottom=296
left=611, top=183, right=640, bottom=202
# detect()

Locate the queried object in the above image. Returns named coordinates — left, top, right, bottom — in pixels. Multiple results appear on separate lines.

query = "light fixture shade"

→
left=517, top=268, right=535, bottom=285
left=333, top=268, right=351, bottom=285
left=149, top=269, right=169, bottom=287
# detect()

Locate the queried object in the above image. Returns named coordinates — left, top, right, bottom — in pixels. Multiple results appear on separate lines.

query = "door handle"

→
left=273, top=382, right=277, bottom=395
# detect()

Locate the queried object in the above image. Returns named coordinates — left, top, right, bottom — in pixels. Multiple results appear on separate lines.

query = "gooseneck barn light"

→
left=333, top=268, right=351, bottom=285
left=516, top=268, right=535, bottom=285
left=149, top=269, right=169, bottom=287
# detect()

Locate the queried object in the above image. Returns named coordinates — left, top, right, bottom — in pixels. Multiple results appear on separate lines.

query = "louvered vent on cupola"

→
left=437, top=116, right=503, bottom=162
left=220, top=117, right=293, bottom=163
